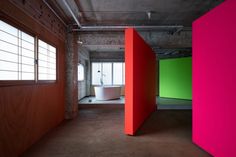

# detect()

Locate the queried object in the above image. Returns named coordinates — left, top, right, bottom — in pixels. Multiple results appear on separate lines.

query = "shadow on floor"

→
left=22, top=105, right=211, bottom=157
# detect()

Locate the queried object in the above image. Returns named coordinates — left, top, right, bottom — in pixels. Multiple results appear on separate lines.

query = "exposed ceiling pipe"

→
left=61, top=0, right=184, bottom=32
left=72, top=25, right=184, bottom=31
left=61, top=0, right=82, bottom=28
left=43, top=0, right=67, bottom=26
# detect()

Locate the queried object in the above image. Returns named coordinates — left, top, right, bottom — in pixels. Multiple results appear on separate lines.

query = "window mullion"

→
left=111, top=62, right=113, bottom=85
left=35, top=36, right=38, bottom=83
left=17, top=30, right=20, bottom=80
left=19, top=31, right=22, bottom=80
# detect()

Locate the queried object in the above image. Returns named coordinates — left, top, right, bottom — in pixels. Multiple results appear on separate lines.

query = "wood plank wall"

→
left=0, top=0, right=66, bottom=156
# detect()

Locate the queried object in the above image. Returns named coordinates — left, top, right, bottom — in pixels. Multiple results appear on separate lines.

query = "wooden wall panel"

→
left=8, top=0, right=65, bottom=39
left=0, top=0, right=66, bottom=156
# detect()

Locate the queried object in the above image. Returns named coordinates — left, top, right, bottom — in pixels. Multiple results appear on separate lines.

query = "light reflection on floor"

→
left=79, top=96, right=192, bottom=109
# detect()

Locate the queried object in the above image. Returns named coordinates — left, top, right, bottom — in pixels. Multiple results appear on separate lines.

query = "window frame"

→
left=0, top=19, right=58, bottom=86
left=91, top=62, right=125, bottom=86
left=112, top=62, right=125, bottom=85
left=37, top=38, right=57, bottom=82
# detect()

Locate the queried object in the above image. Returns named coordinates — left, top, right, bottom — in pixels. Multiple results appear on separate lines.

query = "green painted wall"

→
left=159, top=57, right=192, bottom=100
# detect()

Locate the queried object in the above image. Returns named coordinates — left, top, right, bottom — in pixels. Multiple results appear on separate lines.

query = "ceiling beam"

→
left=78, top=31, right=192, bottom=49
left=61, top=0, right=82, bottom=27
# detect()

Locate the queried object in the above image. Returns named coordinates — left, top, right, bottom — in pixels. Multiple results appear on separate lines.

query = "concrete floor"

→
left=22, top=104, right=210, bottom=157
left=79, top=96, right=125, bottom=104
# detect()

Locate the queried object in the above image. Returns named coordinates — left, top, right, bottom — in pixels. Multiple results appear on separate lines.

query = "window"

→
left=0, top=20, right=35, bottom=80
left=102, top=63, right=112, bottom=85
left=92, top=63, right=101, bottom=85
left=0, top=20, right=57, bottom=82
left=38, top=39, right=56, bottom=80
left=113, top=63, right=123, bottom=85
left=92, top=62, right=125, bottom=85
left=78, top=64, right=84, bottom=81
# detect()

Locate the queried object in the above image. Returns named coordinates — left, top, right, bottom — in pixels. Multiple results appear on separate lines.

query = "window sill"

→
left=0, top=80, right=57, bottom=87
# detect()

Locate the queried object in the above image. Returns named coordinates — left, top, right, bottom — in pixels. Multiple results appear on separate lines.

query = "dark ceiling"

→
left=49, top=0, right=223, bottom=26
left=46, top=0, right=223, bottom=59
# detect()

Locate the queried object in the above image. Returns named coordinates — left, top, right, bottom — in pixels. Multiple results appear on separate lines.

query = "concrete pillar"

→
left=65, top=25, right=78, bottom=119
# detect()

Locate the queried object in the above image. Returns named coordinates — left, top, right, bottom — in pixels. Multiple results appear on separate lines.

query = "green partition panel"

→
left=160, top=57, right=192, bottom=100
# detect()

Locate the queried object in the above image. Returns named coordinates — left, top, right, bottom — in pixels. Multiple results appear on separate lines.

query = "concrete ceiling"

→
left=46, top=0, right=223, bottom=59
left=75, top=0, right=222, bottom=26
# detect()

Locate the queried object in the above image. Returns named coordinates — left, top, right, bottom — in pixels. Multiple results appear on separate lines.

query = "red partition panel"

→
left=193, top=0, right=236, bottom=156
left=125, top=28, right=156, bottom=135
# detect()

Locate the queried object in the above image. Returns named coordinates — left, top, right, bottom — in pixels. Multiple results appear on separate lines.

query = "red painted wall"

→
left=125, top=28, right=156, bottom=135
left=193, top=0, right=236, bottom=156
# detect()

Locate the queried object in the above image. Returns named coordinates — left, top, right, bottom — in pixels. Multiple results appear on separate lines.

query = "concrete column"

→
left=65, top=25, right=78, bottom=119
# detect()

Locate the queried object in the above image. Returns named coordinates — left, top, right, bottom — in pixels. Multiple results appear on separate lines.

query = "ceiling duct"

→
left=72, top=25, right=184, bottom=32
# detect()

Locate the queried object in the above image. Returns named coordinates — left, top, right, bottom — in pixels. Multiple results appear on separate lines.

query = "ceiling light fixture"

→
left=77, top=40, right=83, bottom=44
left=147, top=11, right=152, bottom=20
left=77, top=36, right=83, bottom=44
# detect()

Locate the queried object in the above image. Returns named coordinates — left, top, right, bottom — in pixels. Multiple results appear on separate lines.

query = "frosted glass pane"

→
left=0, top=20, right=18, bottom=36
left=22, top=64, right=34, bottom=72
left=49, top=45, right=56, bottom=53
left=78, top=64, right=84, bottom=81
left=38, top=53, right=48, bottom=62
left=49, top=68, right=56, bottom=75
left=113, top=63, right=123, bottom=85
left=123, top=63, right=125, bottom=84
left=49, top=74, right=56, bottom=80
left=38, top=40, right=47, bottom=49
left=38, top=60, right=48, bottom=68
left=0, top=71, right=18, bottom=80
left=22, top=40, right=34, bottom=51
left=49, top=63, right=56, bottom=69
left=38, top=39, right=56, bottom=80
left=49, top=52, right=56, bottom=59
left=38, top=74, right=48, bottom=80
left=0, top=40, right=18, bottom=54
left=21, top=48, right=34, bottom=58
left=0, top=31, right=18, bottom=45
left=102, top=63, right=112, bottom=85
left=38, top=66, right=48, bottom=74
left=21, top=72, right=34, bottom=80
left=21, top=32, right=34, bottom=44
left=0, top=61, right=18, bottom=71
left=92, top=63, right=101, bottom=85
left=22, top=56, right=34, bottom=65
left=0, top=20, right=37, bottom=81
left=38, top=47, right=47, bottom=55
left=49, top=57, right=56, bottom=64
left=0, top=50, right=18, bottom=63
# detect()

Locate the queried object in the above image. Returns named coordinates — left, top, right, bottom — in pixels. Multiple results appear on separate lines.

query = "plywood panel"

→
left=0, top=0, right=66, bottom=156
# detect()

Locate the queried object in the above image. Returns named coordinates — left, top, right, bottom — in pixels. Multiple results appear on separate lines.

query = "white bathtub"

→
left=94, top=86, right=121, bottom=101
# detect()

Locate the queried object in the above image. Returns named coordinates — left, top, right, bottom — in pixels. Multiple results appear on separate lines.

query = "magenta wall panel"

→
left=193, top=0, right=236, bottom=156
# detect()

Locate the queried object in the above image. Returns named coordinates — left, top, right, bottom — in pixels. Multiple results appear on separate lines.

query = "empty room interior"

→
left=0, top=0, right=236, bottom=157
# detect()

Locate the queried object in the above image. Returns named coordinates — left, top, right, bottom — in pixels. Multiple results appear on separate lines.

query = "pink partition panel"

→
left=125, top=28, right=156, bottom=135
left=193, top=0, right=236, bottom=156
